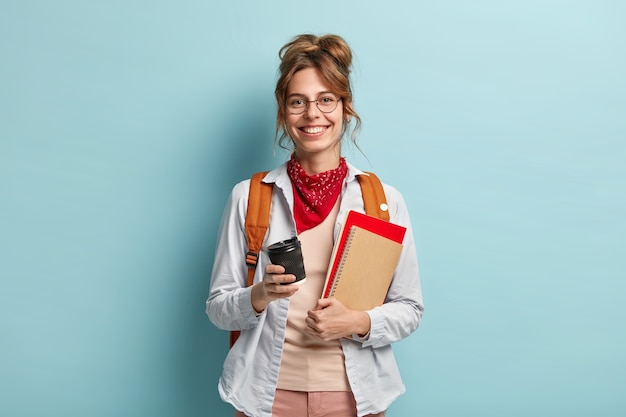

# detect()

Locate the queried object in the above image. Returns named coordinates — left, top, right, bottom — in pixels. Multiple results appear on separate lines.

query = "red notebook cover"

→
left=323, top=210, right=407, bottom=298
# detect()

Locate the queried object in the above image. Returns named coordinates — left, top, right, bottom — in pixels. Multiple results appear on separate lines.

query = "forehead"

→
left=287, top=67, right=332, bottom=96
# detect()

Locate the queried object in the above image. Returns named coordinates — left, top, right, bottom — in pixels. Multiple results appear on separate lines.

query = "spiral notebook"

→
left=324, top=225, right=403, bottom=311
left=323, top=210, right=406, bottom=300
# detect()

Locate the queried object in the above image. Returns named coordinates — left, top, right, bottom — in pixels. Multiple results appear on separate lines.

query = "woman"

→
left=207, top=34, right=423, bottom=417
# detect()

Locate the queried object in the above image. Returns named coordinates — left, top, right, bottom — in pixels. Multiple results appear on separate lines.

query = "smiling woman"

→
left=206, top=33, right=423, bottom=417
left=274, top=34, right=361, bottom=155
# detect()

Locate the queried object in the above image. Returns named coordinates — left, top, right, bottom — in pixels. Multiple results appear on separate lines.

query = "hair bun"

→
left=317, top=35, right=352, bottom=71
left=279, top=34, right=353, bottom=73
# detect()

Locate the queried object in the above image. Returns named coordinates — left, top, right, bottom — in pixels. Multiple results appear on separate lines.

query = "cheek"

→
left=334, top=109, right=345, bottom=126
left=285, top=115, right=298, bottom=131
left=333, top=114, right=345, bottom=130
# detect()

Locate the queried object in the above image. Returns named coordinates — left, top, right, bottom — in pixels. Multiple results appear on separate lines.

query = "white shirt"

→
left=206, top=162, right=424, bottom=417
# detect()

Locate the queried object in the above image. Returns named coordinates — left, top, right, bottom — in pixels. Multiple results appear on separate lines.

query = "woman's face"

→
left=285, top=67, right=344, bottom=162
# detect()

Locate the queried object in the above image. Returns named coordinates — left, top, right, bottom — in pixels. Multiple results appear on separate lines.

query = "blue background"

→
left=1, top=1, right=625, bottom=416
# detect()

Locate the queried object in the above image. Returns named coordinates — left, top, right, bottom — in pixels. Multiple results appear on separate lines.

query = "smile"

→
left=301, top=126, right=326, bottom=134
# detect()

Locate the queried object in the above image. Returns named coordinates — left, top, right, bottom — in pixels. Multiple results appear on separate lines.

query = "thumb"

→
left=313, top=297, right=334, bottom=310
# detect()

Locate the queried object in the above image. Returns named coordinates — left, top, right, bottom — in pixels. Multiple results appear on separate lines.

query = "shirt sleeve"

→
left=205, top=180, right=263, bottom=331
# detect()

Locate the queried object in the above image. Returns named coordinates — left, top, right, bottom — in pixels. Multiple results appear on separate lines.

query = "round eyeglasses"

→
left=286, top=93, right=341, bottom=115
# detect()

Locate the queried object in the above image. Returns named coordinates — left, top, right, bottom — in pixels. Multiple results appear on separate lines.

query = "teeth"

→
left=303, top=126, right=324, bottom=134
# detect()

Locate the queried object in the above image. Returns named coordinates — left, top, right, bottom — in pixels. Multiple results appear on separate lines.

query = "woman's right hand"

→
left=250, top=264, right=299, bottom=314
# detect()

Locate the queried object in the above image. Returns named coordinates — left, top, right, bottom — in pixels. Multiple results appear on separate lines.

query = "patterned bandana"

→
left=287, top=155, right=348, bottom=234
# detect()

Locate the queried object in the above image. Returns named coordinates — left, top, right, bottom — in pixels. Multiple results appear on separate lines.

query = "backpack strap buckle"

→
left=245, top=251, right=259, bottom=268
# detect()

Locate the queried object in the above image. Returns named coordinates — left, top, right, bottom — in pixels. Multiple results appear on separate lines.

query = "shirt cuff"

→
left=238, top=286, right=263, bottom=325
left=357, top=308, right=384, bottom=346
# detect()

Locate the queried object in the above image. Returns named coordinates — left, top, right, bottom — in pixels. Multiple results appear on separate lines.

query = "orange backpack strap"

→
left=244, top=171, right=273, bottom=286
left=230, top=171, right=272, bottom=347
left=357, top=172, right=390, bottom=221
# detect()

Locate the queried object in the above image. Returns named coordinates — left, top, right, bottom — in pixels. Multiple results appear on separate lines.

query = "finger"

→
left=264, top=272, right=295, bottom=285
left=269, top=281, right=298, bottom=294
left=265, top=264, right=286, bottom=274
left=267, top=274, right=297, bottom=286
left=279, top=274, right=297, bottom=285
left=304, top=324, right=319, bottom=336
left=267, top=282, right=299, bottom=299
left=304, top=317, right=320, bottom=332
left=306, top=309, right=321, bottom=323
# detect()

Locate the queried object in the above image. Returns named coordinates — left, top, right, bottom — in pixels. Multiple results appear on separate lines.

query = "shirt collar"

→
left=262, top=160, right=365, bottom=186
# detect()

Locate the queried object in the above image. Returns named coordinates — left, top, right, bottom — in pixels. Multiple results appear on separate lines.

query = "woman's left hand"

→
left=305, top=298, right=371, bottom=341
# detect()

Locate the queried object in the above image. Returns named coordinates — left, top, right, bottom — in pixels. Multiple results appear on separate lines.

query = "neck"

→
left=293, top=152, right=342, bottom=176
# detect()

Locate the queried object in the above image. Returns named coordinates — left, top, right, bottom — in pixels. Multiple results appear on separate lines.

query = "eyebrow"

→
left=286, top=91, right=334, bottom=99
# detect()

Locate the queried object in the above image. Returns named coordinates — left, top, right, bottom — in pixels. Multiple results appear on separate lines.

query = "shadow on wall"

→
left=173, top=87, right=277, bottom=416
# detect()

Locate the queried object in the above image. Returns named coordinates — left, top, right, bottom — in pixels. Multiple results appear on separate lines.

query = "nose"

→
left=303, top=100, right=321, bottom=119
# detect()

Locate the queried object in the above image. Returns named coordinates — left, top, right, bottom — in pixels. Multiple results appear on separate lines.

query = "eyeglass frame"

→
left=285, top=93, right=342, bottom=115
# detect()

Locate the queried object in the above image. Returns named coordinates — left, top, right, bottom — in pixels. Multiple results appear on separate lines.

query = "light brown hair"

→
left=275, top=34, right=362, bottom=150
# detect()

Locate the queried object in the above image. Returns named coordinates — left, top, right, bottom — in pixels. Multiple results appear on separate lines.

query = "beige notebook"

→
left=327, top=226, right=403, bottom=311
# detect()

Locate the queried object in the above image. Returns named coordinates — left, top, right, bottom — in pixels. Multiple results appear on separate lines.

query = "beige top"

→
left=276, top=201, right=350, bottom=392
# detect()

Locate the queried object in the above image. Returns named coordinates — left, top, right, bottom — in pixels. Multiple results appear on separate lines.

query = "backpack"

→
left=230, top=170, right=390, bottom=347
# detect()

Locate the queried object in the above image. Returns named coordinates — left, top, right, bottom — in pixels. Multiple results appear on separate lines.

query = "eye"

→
left=319, top=95, right=336, bottom=104
left=289, top=98, right=305, bottom=107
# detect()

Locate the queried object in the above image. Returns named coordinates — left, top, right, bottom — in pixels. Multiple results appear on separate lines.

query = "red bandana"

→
left=287, top=155, right=348, bottom=234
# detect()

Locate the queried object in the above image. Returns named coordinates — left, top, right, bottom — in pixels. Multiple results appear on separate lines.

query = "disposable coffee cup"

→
left=266, top=237, right=306, bottom=284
